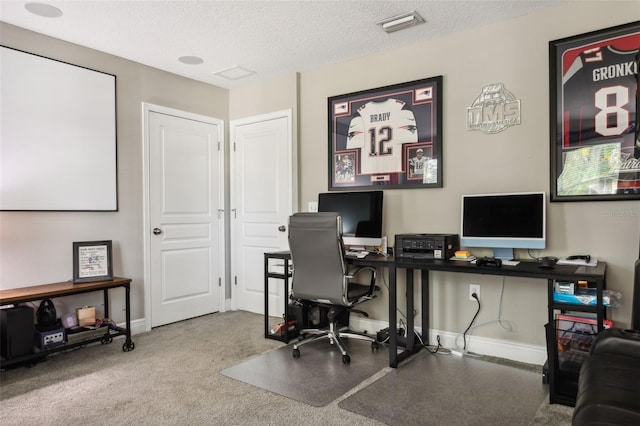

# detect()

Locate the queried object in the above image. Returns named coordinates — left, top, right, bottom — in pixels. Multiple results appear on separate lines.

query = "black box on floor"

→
left=1, top=306, right=35, bottom=359
left=287, top=301, right=348, bottom=330
left=287, top=300, right=308, bottom=330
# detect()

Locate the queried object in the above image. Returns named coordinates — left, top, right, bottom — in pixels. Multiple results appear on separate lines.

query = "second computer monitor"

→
left=317, top=190, right=383, bottom=248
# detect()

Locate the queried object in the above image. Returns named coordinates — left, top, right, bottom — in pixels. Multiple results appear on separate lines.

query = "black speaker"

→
left=0, top=306, right=35, bottom=359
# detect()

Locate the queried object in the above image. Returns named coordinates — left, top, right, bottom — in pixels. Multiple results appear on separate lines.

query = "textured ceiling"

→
left=0, top=0, right=571, bottom=89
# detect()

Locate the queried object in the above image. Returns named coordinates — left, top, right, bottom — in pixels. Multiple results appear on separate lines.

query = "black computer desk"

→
left=267, top=250, right=606, bottom=405
left=384, top=257, right=607, bottom=368
left=387, top=257, right=608, bottom=406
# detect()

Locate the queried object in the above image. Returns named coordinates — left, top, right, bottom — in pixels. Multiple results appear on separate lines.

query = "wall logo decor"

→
left=466, top=83, right=521, bottom=134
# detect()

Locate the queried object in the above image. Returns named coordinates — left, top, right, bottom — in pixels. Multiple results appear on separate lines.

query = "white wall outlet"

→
left=469, top=284, right=480, bottom=301
left=308, top=201, right=318, bottom=212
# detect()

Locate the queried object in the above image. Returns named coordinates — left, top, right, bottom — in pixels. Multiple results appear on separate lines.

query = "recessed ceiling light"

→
left=213, top=65, right=256, bottom=80
left=178, top=56, right=204, bottom=65
left=377, top=11, right=425, bottom=33
left=24, top=2, right=63, bottom=18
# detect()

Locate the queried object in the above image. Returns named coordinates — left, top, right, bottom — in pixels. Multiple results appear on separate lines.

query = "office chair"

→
left=288, top=212, right=379, bottom=364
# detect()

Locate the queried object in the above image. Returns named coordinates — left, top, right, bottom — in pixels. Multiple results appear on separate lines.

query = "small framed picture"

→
left=73, top=240, right=113, bottom=283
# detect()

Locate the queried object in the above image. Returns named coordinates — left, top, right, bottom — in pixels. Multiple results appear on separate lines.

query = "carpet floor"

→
left=0, top=310, right=573, bottom=425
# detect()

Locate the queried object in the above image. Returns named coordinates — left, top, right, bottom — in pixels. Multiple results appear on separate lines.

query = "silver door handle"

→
left=278, top=225, right=286, bottom=232
left=153, top=228, right=162, bottom=235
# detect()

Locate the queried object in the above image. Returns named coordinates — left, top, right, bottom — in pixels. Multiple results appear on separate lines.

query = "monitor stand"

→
left=493, top=248, right=514, bottom=261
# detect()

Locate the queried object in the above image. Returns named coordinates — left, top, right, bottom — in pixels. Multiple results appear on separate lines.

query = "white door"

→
left=144, top=104, right=225, bottom=328
left=231, top=110, right=295, bottom=315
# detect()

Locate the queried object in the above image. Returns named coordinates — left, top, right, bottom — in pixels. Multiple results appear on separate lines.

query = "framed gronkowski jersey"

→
left=550, top=21, right=640, bottom=202
left=328, top=76, right=443, bottom=190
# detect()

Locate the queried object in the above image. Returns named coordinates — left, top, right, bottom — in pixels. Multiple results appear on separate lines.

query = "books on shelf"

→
left=450, top=255, right=476, bottom=262
left=556, top=313, right=613, bottom=329
left=555, top=313, right=613, bottom=354
left=450, top=250, right=476, bottom=262
left=553, top=289, right=619, bottom=307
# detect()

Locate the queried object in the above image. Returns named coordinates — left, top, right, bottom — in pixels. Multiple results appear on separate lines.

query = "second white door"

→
left=231, top=110, right=295, bottom=315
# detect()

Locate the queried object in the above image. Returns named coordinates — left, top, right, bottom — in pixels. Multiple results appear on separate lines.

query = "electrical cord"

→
left=464, top=277, right=513, bottom=333
left=418, top=333, right=452, bottom=355
left=463, top=293, right=481, bottom=351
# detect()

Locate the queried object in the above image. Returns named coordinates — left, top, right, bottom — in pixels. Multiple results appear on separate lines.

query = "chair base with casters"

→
left=292, top=304, right=379, bottom=364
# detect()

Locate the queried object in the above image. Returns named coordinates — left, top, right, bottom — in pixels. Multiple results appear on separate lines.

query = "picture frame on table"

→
left=549, top=21, right=639, bottom=202
left=72, top=240, right=113, bottom=283
left=328, top=76, right=443, bottom=190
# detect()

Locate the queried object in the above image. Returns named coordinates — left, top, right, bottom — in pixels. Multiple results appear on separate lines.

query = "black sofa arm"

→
left=589, top=328, right=640, bottom=358
left=572, top=328, right=640, bottom=426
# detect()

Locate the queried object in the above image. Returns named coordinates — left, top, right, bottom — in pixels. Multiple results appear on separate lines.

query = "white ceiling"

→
left=0, top=0, right=571, bottom=89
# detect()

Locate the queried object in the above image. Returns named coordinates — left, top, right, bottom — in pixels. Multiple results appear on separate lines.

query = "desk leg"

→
left=121, top=282, right=135, bottom=352
left=389, top=265, right=398, bottom=368
left=264, top=255, right=269, bottom=339
left=406, top=269, right=415, bottom=352
left=421, top=270, right=429, bottom=346
left=103, top=289, right=110, bottom=318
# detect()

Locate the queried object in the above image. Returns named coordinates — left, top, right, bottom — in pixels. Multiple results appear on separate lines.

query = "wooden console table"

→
left=0, top=277, right=135, bottom=368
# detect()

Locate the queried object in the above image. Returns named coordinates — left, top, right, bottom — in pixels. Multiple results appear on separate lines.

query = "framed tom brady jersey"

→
left=550, top=21, right=639, bottom=202
left=328, top=76, right=443, bottom=190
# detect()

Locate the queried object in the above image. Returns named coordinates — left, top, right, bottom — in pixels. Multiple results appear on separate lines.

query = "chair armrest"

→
left=347, top=266, right=378, bottom=296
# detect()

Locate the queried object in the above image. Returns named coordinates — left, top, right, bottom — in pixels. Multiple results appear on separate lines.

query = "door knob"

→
left=278, top=225, right=286, bottom=232
left=153, top=228, right=162, bottom=235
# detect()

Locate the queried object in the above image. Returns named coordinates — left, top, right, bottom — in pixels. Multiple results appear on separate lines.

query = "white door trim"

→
left=142, top=102, right=226, bottom=332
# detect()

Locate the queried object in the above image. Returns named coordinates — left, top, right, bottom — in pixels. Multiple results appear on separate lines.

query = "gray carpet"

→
left=221, top=335, right=388, bottom=406
left=339, top=351, right=551, bottom=425
left=0, top=310, right=573, bottom=425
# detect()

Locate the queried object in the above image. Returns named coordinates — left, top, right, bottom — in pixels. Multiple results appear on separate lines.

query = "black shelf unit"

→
left=546, top=266, right=608, bottom=406
left=263, top=251, right=297, bottom=343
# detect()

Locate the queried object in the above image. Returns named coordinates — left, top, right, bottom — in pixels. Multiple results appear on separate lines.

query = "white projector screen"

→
left=0, top=46, right=117, bottom=211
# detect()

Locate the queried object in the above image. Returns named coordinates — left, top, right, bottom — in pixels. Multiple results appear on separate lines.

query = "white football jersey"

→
left=346, top=99, right=418, bottom=174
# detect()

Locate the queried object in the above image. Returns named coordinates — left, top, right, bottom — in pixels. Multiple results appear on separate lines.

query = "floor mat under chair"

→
left=220, top=337, right=388, bottom=407
left=339, top=351, right=549, bottom=425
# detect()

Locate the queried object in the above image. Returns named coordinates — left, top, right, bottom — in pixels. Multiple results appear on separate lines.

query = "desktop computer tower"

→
left=1, top=306, right=35, bottom=359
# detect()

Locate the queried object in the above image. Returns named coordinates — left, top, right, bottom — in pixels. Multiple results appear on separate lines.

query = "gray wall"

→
left=225, top=1, right=640, bottom=351
left=0, top=22, right=229, bottom=322
left=1, top=1, right=639, bottom=352
left=295, top=1, right=640, bottom=347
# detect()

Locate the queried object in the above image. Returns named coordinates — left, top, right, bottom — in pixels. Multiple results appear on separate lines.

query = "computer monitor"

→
left=317, top=190, right=383, bottom=249
left=460, top=192, right=546, bottom=260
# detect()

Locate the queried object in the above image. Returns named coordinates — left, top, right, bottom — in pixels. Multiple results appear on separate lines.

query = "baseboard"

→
left=130, top=313, right=547, bottom=365
left=116, top=318, right=147, bottom=336
left=349, top=316, right=547, bottom=366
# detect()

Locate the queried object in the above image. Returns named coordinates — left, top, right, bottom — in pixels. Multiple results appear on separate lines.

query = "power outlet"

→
left=469, top=284, right=480, bottom=301
left=308, top=201, right=318, bottom=212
